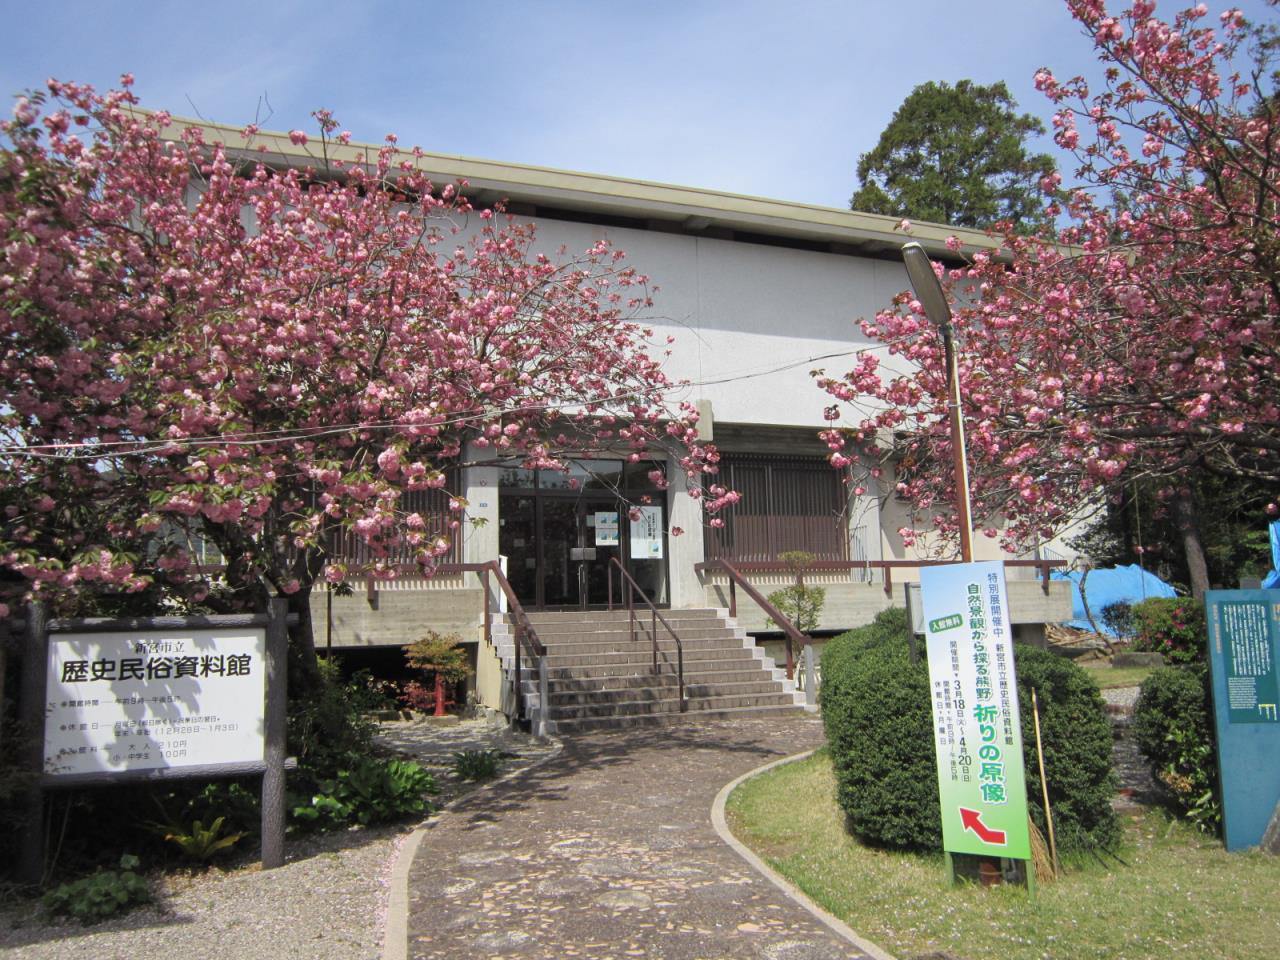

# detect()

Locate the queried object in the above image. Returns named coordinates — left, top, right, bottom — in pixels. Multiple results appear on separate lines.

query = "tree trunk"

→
left=287, top=586, right=323, bottom=693
left=1173, top=488, right=1211, bottom=600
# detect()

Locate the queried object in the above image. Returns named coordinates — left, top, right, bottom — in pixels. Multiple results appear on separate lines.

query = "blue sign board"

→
left=1204, top=590, right=1280, bottom=851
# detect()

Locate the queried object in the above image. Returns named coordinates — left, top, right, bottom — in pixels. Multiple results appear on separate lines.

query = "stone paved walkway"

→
left=405, top=715, right=870, bottom=960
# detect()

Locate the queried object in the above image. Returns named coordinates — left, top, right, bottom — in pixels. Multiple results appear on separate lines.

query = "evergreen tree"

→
left=851, top=79, right=1055, bottom=229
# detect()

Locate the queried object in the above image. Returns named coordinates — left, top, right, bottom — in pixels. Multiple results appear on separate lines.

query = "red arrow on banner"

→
left=959, top=808, right=1007, bottom=846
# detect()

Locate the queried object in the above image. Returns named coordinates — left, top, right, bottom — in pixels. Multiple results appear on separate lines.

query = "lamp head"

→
left=901, top=241, right=953, bottom=331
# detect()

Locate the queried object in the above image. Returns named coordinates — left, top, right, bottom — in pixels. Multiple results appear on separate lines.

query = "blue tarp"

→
left=1050, top=563, right=1177, bottom=635
left=1263, top=520, right=1280, bottom=589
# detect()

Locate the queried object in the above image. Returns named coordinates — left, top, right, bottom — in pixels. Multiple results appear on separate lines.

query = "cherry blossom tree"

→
left=1, top=78, right=729, bottom=676
left=817, top=1, right=1280, bottom=598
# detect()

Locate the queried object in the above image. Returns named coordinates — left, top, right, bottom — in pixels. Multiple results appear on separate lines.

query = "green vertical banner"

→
left=1204, top=590, right=1280, bottom=851
left=922, top=561, right=1031, bottom=860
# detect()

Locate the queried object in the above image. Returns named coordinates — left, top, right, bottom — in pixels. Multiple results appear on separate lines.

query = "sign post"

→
left=1204, top=589, right=1280, bottom=852
left=18, top=607, right=290, bottom=884
left=922, top=561, right=1032, bottom=885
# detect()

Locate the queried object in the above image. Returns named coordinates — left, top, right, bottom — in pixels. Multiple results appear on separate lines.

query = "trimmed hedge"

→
left=1132, top=665, right=1220, bottom=832
left=821, top=608, right=1120, bottom=853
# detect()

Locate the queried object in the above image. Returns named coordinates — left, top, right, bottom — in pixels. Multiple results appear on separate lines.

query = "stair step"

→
left=538, top=637, right=746, bottom=656
left=523, top=609, right=724, bottom=625
left=544, top=647, right=760, bottom=668
left=549, top=692, right=797, bottom=720
left=537, top=627, right=742, bottom=643
left=549, top=680, right=785, bottom=705
left=529, top=627, right=737, bottom=642
left=549, top=703, right=807, bottom=735
left=537, top=668, right=785, bottom=694
left=542, top=656, right=774, bottom=680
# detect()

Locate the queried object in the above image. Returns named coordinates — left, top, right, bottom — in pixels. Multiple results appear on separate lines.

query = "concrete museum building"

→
left=180, top=117, right=1072, bottom=733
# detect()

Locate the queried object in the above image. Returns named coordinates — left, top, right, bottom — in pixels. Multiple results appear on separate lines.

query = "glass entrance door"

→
left=500, top=494, right=625, bottom=609
left=540, top=497, right=621, bottom=608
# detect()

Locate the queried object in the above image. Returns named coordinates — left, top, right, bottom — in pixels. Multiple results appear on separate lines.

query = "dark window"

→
left=706, top=455, right=848, bottom=561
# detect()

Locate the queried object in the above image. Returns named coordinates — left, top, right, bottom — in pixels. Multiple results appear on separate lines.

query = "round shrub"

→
left=821, top=609, right=1120, bottom=853
left=1131, top=596, right=1207, bottom=664
left=1132, top=665, right=1220, bottom=833
left=1013, top=643, right=1121, bottom=852
left=821, top=618, right=939, bottom=849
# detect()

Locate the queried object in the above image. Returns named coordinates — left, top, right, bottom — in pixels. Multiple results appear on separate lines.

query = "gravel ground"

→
left=1101, top=685, right=1141, bottom=710
left=0, top=718, right=557, bottom=960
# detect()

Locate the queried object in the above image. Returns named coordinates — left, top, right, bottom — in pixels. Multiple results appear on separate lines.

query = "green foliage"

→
left=42, top=854, right=151, bottom=924
left=821, top=612, right=938, bottom=850
left=1132, top=597, right=1208, bottom=664
left=1133, top=665, right=1221, bottom=833
left=1067, top=474, right=1273, bottom=593
left=344, top=667, right=400, bottom=713
left=850, top=79, right=1055, bottom=229
left=1012, top=644, right=1121, bottom=852
left=766, top=550, right=827, bottom=634
left=288, top=655, right=377, bottom=778
left=821, top=608, right=1119, bottom=853
left=404, top=631, right=472, bottom=685
left=291, top=757, right=437, bottom=827
left=153, top=816, right=244, bottom=862
left=452, top=748, right=505, bottom=782
left=1100, top=601, right=1135, bottom=641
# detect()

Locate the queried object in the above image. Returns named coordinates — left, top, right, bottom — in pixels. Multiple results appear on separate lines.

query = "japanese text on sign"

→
left=45, top=629, right=266, bottom=777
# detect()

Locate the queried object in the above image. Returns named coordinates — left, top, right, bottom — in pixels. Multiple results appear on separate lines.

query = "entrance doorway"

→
left=497, top=461, right=669, bottom=610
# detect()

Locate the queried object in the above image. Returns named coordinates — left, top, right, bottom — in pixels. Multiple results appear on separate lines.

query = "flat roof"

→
left=140, top=109, right=998, bottom=259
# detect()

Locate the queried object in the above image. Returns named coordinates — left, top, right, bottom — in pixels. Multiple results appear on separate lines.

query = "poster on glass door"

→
left=629, top=506, right=664, bottom=559
left=594, top=511, right=619, bottom=546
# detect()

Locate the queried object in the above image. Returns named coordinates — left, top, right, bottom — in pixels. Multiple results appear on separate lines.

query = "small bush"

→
left=399, top=679, right=439, bottom=713
left=291, top=757, right=437, bottom=827
left=452, top=748, right=505, bottom=782
left=288, top=657, right=377, bottom=778
left=766, top=550, right=827, bottom=634
left=345, top=668, right=401, bottom=713
left=43, top=854, right=151, bottom=924
left=1100, top=601, right=1134, bottom=641
left=1133, top=665, right=1220, bottom=833
left=821, top=608, right=1119, bottom=853
left=1131, top=597, right=1207, bottom=664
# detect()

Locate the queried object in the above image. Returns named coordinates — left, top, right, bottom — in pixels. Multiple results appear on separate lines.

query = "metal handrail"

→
left=695, top=557, right=1067, bottom=596
left=436, top=562, right=546, bottom=729
left=190, top=561, right=549, bottom=729
left=605, top=556, right=685, bottom=713
left=696, top=559, right=809, bottom=681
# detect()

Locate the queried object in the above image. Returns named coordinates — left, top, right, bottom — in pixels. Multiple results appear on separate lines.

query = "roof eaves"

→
left=137, top=108, right=1001, bottom=259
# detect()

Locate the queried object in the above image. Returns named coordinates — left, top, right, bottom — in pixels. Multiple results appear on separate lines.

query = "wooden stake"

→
left=1032, top=688, right=1060, bottom=876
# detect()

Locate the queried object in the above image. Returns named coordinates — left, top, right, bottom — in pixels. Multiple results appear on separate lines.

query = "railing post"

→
left=481, top=568, right=492, bottom=650
left=608, top=565, right=613, bottom=611
left=728, top=577, right=737, bottom=619
left=784, top=633, right=794, bottom=680
left=803, top=643, right=817, bottom=707
left=883, top=563, right=893, bottom=598
left=513, top=623, right=522, bottom=727
left=651, top=609, right=658, bottom=675
left=536, top=655, right=549, bottom=738
left=678, top=645, right=686, bottom=712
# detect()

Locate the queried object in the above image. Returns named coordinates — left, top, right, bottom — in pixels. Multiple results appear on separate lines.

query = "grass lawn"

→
left=726, top=750, right=1280, bottom=960
left=1079, top=662, right=1155, bottom=689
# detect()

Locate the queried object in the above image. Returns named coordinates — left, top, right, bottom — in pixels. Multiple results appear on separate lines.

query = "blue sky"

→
left=3, top=1, right=1274, bottom=208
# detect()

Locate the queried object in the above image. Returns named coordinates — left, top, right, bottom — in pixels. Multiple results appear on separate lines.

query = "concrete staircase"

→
left=492, top=609, right=808, bottom=735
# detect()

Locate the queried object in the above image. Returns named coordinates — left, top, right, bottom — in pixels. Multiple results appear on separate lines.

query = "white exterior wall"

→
left=523, top=218, right=910, bottom=429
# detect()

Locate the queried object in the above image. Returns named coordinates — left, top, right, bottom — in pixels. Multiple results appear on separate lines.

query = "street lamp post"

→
left=901, top=241, right=974, bottom=563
